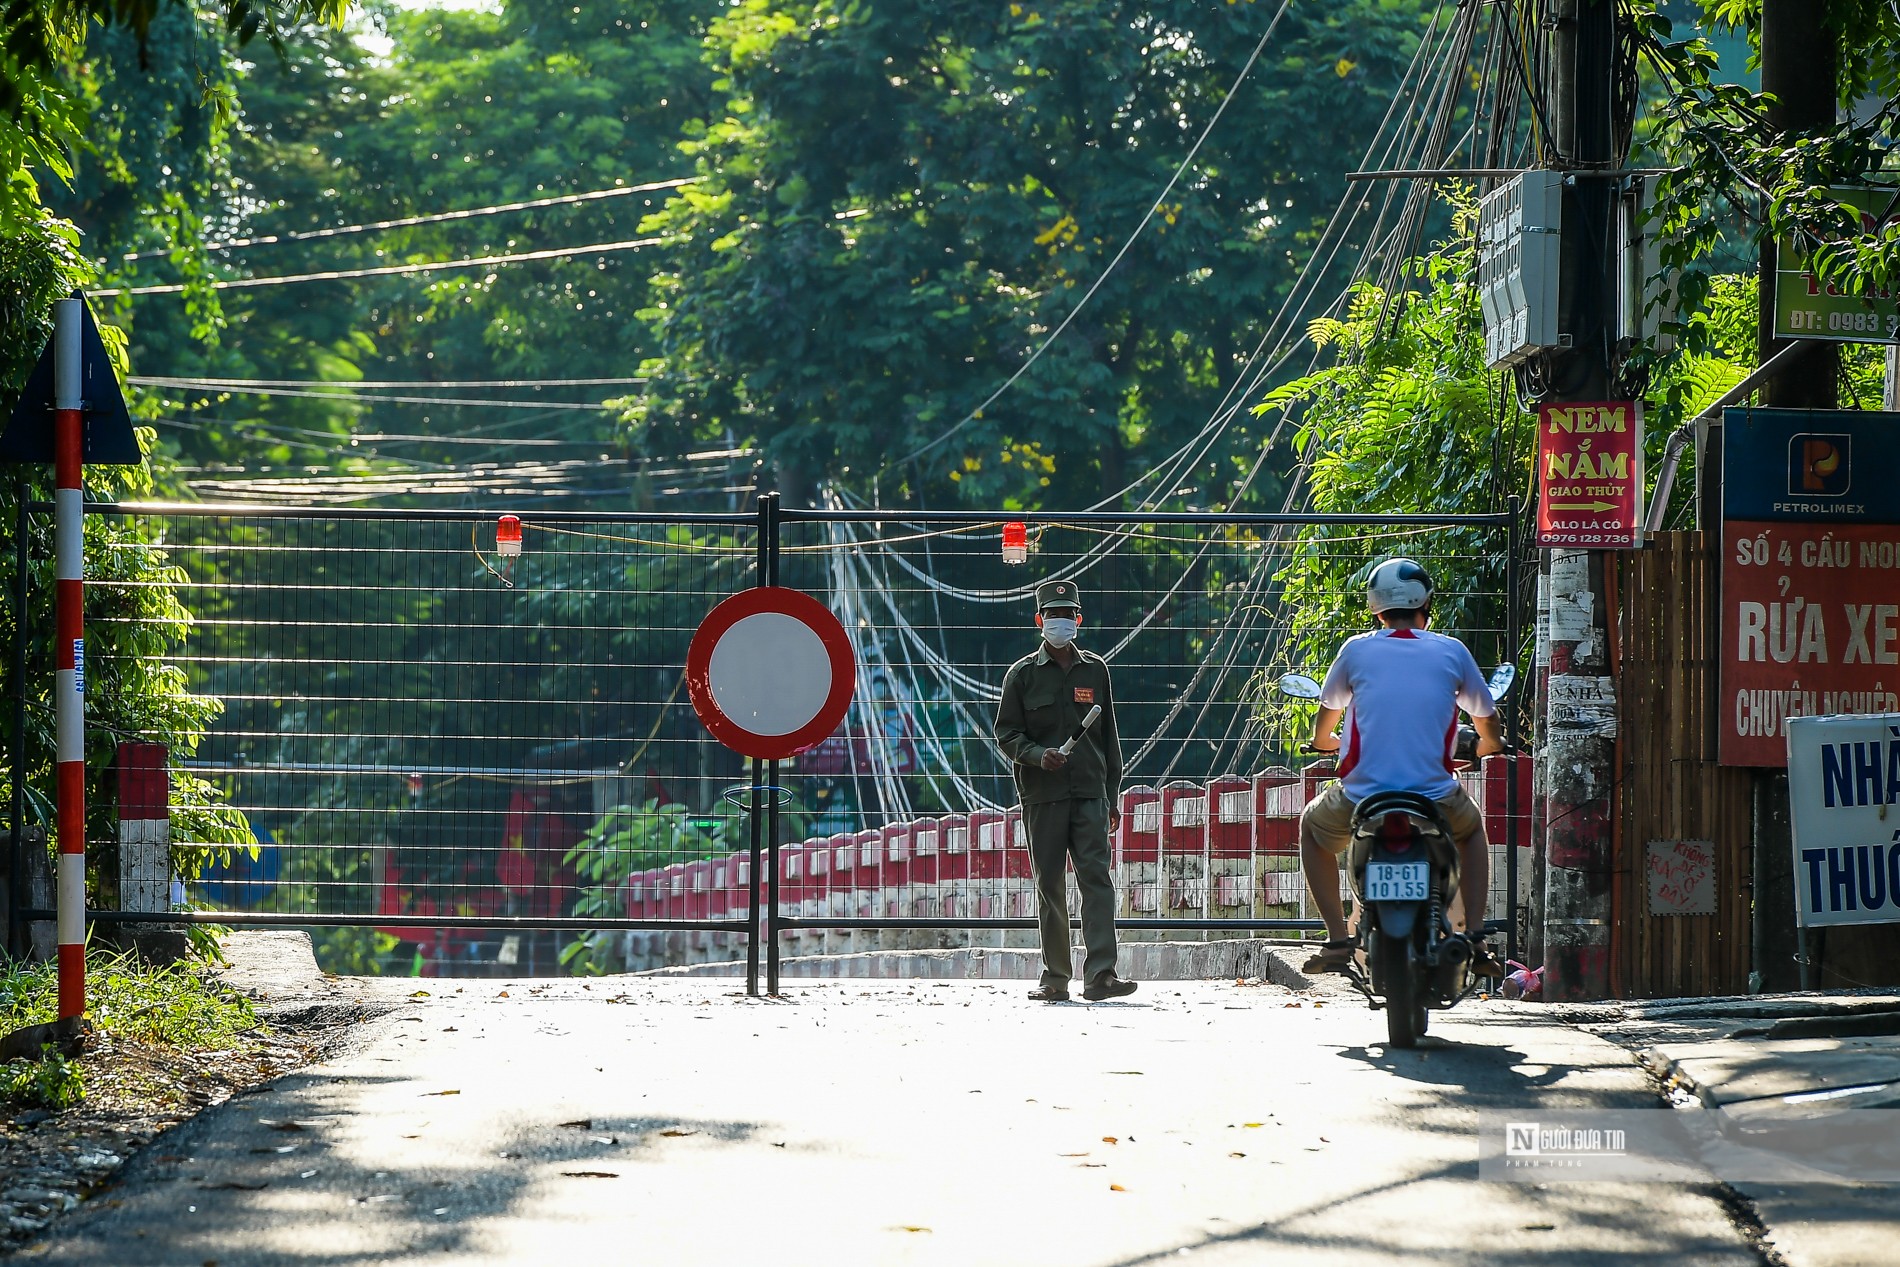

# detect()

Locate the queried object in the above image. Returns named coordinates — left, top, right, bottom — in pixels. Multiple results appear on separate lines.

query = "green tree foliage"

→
left=1, top=1, right=326, bottom=905
left=1, top=246, right=247, bottom=892
left=1634, top=1, right=1900, bottom=350
left=632, top=0, right=1435, bottom=508
left=1252, top=205, right=1521, bottom=710
left=1250, top=199, right=1774, bottom=718
left=118, top=0, right=722, bottom=480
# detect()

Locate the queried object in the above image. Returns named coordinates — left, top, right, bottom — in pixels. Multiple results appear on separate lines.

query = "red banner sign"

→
left=1720, top=521, right=1900, bottom=765
left=1534, top=401, right=1645, bottom=549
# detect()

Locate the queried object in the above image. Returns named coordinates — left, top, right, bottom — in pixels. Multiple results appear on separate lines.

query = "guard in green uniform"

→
left=994, top=580, right=1138, bottom=1003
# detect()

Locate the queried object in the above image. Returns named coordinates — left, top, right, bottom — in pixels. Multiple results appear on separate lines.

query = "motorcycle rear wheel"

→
left=1382, top=934, right=1421, bottom=1048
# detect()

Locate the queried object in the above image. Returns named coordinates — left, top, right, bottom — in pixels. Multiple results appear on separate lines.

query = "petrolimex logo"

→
left=1789, top=433, right=1852, bottom=498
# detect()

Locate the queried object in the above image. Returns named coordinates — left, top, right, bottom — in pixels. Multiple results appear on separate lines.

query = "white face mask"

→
left=1042, top=617, right=1079, bottom=648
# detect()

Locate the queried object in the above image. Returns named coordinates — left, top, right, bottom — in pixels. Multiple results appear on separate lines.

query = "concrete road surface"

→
left=26, top=979, right=1768, bottom=1266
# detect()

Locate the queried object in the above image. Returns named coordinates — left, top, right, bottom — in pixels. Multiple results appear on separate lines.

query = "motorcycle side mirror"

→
left=1277, top=673, right=1323, bottom=700
left=1488, top=663, right=1517, bottom=700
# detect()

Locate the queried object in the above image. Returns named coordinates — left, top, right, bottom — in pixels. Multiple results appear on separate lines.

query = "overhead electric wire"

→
left=1091, top=2, right=1455, bottom=518
left=116, top=178, right=697, bottom=262
left=887, top=0, right=1296, bottom=471
left=131, top=375, right=650, bottom=390
left=94, top=235, right=668, bottom=297
left=838, top=1, right=1458, bottom=630
left=137, top=382, right=618, bottom=410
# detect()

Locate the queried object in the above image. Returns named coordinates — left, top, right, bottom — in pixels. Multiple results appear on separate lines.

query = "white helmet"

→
left=1365, top=557, right=1434, bottom=615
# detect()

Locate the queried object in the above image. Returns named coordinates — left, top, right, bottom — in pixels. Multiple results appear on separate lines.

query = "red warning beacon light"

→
left=1002, top=521, right=1028, bottom=565
left=496, top=515, right=523, bottom=558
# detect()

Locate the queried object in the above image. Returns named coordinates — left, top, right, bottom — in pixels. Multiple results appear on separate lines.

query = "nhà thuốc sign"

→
left=1721, top=407, right=1900, bottom=766
left=1787, top=714, right=1900, bottom=928
left=1534, top=401, right=1645, bottom=549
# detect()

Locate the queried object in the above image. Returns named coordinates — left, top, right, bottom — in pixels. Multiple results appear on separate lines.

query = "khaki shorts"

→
left=1299, top=781, right=1486, bottom=857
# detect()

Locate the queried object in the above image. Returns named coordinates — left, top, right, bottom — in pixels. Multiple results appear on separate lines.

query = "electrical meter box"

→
left=1478, top=171, right=1564, bottom=369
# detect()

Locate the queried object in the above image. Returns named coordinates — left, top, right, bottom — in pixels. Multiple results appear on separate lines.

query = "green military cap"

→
left=1035, top=579, right=1081, bottom=610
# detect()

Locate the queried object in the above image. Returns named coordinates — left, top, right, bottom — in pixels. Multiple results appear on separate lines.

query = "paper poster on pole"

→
left=1534, top=401, right=1645, bottom=549
left=1786, top=714, right=1900, bottom=929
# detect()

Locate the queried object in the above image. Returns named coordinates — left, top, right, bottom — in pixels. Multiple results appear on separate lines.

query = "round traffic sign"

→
left=686, top=586, right=855, bottom=760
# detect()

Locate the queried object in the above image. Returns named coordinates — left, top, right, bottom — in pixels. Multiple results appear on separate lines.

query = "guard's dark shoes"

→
left=1081, top=975, right=1138, bottom=1002
left=1028, top=984, right=1070, bottom=1003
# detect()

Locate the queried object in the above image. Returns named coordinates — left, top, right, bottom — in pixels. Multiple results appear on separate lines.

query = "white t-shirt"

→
left=1319, top=627, right=1496, bottom=802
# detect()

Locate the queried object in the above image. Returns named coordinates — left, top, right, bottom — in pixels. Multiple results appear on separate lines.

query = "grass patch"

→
left=0, top=950, right=261, bottom=1109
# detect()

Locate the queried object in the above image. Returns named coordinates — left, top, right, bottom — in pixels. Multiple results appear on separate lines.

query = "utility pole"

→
left=1752, top=0, right=1840, bottom=992
left=1537, top=0, right=1621, bottom=1000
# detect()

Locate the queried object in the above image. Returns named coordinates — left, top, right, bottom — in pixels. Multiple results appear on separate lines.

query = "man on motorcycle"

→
left=1298, top=558, right=1506, bottom=978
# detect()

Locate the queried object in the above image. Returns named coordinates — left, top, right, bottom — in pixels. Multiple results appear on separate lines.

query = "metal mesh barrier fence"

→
left=44, top=500, right=1522, bottom=981
left=768, top=509, right=1523, bottom=963
left=85, top=506, right=757, bottom=974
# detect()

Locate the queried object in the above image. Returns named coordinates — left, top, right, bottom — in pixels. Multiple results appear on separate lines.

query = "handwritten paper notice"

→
left=1646, top=839, right=1716, bottom=916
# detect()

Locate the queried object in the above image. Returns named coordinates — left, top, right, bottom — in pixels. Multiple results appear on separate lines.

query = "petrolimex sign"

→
left=1534, top=401, right=1644, bottom=549
left=1721, top=407, right=1900, bottom=767
left=1787, top=714, right=1900, bottom=928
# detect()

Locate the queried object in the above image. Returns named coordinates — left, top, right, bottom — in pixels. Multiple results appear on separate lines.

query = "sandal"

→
left=1461, top=934, right=1506, bottom=980
left=1302, top=938, right=1357, bottom=975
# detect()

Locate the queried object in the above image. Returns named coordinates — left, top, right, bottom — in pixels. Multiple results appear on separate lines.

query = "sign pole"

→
left=743, top=496, right=768, bottom=997
left=764, top=493, right=782, bottom=997
left=52, top=298, right=86, bottom=1020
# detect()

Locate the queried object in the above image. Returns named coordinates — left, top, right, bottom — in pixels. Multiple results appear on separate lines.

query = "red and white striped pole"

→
left=53, top=297, right=86, bottom=1020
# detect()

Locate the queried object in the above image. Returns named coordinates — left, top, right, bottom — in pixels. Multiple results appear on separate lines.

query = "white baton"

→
left=1058, top=704, right=1103, bottom=756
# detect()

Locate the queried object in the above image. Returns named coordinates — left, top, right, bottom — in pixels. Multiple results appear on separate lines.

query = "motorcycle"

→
left=1276, top=663, right=1517, bottom=1048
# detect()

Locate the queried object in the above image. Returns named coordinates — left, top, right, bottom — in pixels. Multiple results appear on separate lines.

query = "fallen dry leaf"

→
left=1230, top=1152, right=1246, bottom=1158
left=658, top=1129, right=698, bottom=1138
left=1059, top=1152, right=1090, bottom=1157
left=1242, top=1122, right=1264, bottom=1129
left=559, top=1120, right=592, bottom=1129
left=892, top=1226, right=932, bottom=1234
left=1108, top=1071, right=1144, bottom=1076
left=423, top=1090, right=461, bottom=1097
left=1109, top=1184, right=1127, bottom=1192
left=561, top=1171, right=619, bottom=1179
left=409, top=990, right=430, bottom=998
left=1102, top=1136, right=1118, bottom=1145
left=496, top=991, right=510, bottom=999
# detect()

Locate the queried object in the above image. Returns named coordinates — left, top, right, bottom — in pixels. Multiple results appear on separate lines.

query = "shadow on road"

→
left=27, top=1063, right=769, bottom=1265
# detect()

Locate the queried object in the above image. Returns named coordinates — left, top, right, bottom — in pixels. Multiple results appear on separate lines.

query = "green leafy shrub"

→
left=2, top=1047, right=85, bottom=1110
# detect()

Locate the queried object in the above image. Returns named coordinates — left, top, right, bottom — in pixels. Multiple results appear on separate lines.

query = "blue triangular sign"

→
left=0, top=294, right=141, bottom=465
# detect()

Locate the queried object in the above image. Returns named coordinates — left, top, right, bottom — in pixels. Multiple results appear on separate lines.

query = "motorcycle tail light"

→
left=1379, top=811, right=1414, bottom=850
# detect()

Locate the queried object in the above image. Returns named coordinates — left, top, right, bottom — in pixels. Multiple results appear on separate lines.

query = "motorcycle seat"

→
left=1351, top=790, right=1441, bottom=823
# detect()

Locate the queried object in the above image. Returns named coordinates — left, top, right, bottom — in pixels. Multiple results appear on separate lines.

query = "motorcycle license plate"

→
left=1364, top=861, right=1429, bottom=901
